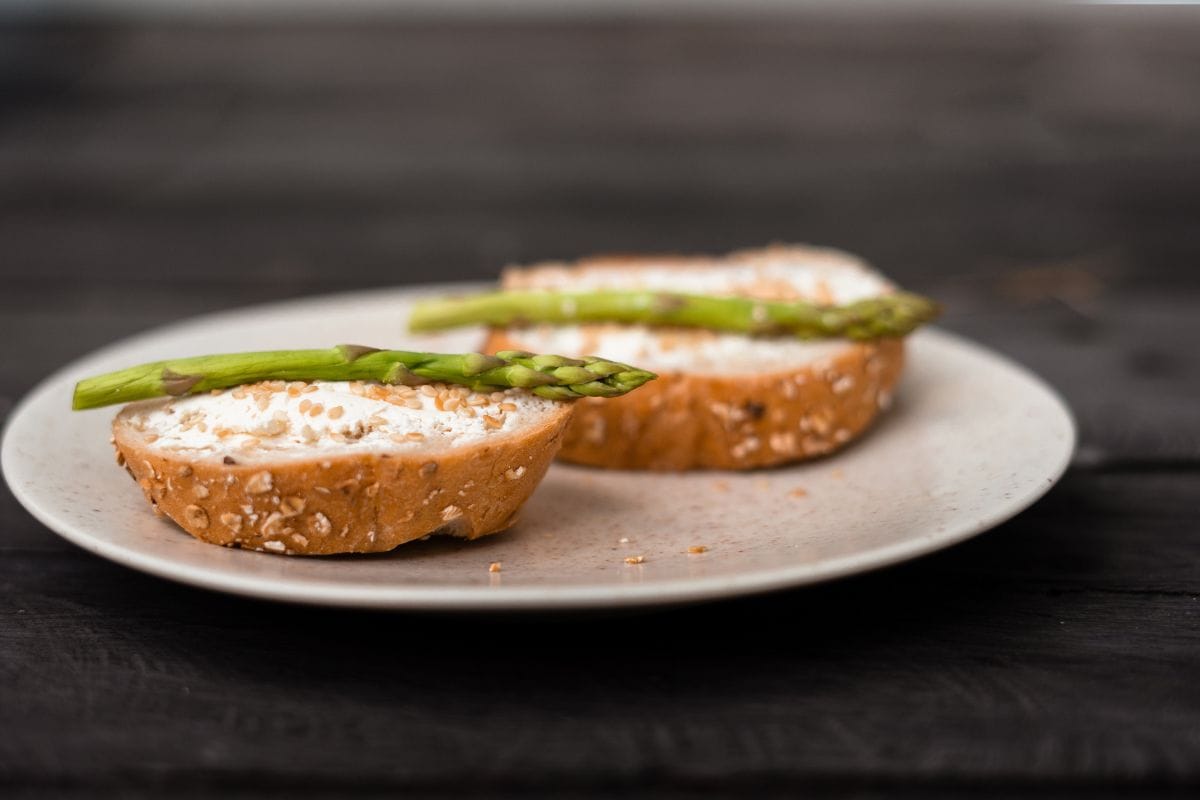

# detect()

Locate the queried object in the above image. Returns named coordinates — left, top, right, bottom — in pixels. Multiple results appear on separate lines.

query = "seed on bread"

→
left=183, top=505, right=208, bottom=529
left=308, top=512, right=332, bottom=537
left=261, top=511, right=284, bottom=537
left=245, top=471, right=274, bottom=494
left=279, top=496, right=306, bottom=517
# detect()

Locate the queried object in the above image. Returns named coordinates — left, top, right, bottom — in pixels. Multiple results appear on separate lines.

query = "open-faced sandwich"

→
left=72, top=347, right=655, bottom=554
left=410, top=245, right=938, bottom=470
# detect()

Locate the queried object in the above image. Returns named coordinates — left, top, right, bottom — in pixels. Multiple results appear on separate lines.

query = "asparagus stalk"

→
left=71, top=346, right=657, bottom=410
left=409, top=290, right=939, bottom=340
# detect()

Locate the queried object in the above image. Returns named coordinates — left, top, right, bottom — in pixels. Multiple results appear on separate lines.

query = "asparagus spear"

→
left=408, top=290, right=939, bottom=340
left=71, top=346, right=657, bottom=410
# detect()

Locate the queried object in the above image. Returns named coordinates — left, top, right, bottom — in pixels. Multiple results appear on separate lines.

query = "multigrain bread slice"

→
left=484, top=244, right=906, bottom=470
left=112, top=380, right=573, bottom=554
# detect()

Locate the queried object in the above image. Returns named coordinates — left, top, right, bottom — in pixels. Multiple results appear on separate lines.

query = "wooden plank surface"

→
left=2, top=472, right=1198, bottom=797
left=1, top=10, right=1199, bottom=798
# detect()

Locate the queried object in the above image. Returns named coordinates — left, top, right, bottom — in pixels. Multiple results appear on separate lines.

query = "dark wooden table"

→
left=2, top=10, right=1198, bottom=798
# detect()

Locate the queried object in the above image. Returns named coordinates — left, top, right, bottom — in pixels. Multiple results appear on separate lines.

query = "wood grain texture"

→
left=1, top=473, right=1198, bottom=797
left=1, top=10, right=1199, bottom=797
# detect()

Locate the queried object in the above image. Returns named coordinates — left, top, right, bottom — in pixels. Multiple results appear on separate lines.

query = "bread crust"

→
left=113, top=403, right=573, bottom=555
left=488, top=244, right=906, bottom=470
left=486, top=331, right=903, bottom=470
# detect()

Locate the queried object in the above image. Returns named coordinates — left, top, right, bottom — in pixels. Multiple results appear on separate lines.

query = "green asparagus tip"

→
left=71, top=346, right=656, bottom=410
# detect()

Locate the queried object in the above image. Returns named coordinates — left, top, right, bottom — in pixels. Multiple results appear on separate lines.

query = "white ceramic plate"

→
left=2, top=284, right=1074, bottom=610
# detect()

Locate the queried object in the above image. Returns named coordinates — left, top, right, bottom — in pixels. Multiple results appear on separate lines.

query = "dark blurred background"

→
left=3, top=4, right=1200, bottom=798
left=2, top=3, right=1198, bottom=466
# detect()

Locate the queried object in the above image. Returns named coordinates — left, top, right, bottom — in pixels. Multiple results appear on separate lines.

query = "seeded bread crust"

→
left=485, top=246, right=906, bottom=471
left=486, top=330, right=902, bottom=470
left=112, top=403, right=573, bottom=555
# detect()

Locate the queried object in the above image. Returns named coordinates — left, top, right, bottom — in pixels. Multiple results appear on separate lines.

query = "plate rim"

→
left=2, top=285, right=1076, bottom=611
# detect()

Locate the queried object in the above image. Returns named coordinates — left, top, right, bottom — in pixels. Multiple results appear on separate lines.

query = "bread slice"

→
left=112, top=380, right=573, bottom=554
left=484, top=244, right=906, bottom=470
